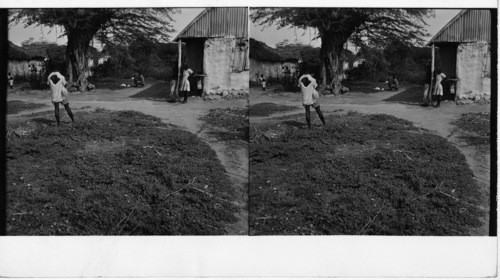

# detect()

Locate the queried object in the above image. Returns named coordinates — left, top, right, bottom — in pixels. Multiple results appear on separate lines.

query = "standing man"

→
left=47, top=68, right=74, bottom=126
left=298, top=74, right=326, bottom=130
left=168, top=66, right=181, bottom=102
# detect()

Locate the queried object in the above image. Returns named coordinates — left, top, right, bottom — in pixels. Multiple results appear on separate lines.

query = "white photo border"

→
left=1, top=0, right=498, bottom=278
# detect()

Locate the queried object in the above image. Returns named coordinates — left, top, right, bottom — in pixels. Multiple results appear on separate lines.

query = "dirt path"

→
left=250, top=85, right=492, bottom=235
left=8, top=83, right=249, bottom=235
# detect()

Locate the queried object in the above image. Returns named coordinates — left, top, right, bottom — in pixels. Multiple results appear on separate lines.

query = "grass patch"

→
left=452, top=113, right=491, bottom=146
left=249, top=112, right=484, bottom=235
left=8, top=101, right=47, bottom=115
left=200, top=107, right=249, bottom=141
left=7, top=109, right=238, bottom=235
left=250, top=102, right=298, bottom=117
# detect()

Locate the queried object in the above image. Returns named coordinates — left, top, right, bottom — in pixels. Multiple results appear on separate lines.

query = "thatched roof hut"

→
left=9, top=42, right=31, bottom=61
left=8, top=41, right=46, bottom=77
left=250, top=38, right=298, bottom=82
left=250, top=38, right=296, bottom=63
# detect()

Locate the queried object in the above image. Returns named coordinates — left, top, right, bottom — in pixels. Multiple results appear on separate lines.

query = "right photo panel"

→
left=249, top=8, right=493, bottom=235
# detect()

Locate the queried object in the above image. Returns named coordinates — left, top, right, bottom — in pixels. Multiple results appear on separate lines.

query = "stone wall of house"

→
left=8, top=60, right=44, bottom=78
left=229, top=71, right=249, bottom=90
left=249, top=59, right=282, bottom=82
left=456, top=42, right=491, bottom=101
left=249, top=59, right=298, bottom=83
left=203, top=37, right=248, bottom=93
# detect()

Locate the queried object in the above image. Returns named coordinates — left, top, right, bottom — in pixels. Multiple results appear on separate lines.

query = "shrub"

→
left=28, top=61, right=49, bottom=90
left=281, top=73, right=299, bottom=92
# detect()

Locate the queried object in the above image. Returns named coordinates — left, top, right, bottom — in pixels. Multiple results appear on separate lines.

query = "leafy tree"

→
left=91, top=37, right=179, bottom=80
left=347, top=39, right=432, bottom=84
left=10, top=8, right=175, bottom=91
left=92, top=43, right=135, bottom=78
left=128, top=34, right=157, bottom=73
left=251, top=8, right=433, bottom=94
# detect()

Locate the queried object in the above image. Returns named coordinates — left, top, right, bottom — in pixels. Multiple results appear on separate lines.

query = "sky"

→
left=9, top=8, right=461, bottom=49
left=250, top=9, right=462, bottom=48
left=8, top=8, right=205, bottom=47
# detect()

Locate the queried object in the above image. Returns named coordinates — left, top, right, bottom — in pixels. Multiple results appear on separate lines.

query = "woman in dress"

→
left=433, top=68, right=446, bottom=108
left=180, top=64, right=193, bottom=104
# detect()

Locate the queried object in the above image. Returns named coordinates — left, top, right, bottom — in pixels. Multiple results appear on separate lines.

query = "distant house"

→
left=249, top=38, right=298, bottom=83
left=8, top=41, right=45, bottom=78
left=174, top=7, right=249, bottom=93
left=427, top=9, right=492, bottom=100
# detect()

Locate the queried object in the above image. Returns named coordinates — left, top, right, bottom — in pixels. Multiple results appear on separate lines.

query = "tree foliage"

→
left=348, top=44, right=431, bottom=84
left=251, top=8, right=433, bottom=94
left=93, top=37, right=179, bottom=80
left=9, top=8, right=176, bottom=91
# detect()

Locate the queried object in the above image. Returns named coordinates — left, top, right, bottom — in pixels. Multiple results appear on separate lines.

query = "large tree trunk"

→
left=66, top=30, right=93, bottom=92
left=320, top=33, right=347, bottom=95
left=66, top=58, right=73, bottom=83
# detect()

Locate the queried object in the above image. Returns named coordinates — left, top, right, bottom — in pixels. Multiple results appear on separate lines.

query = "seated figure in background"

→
left=132, top=71, right=145, bottom=87
left=387, top=74, right=399, bottom=91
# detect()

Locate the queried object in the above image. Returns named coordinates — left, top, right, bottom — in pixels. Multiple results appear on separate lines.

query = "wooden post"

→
left=176, top=39, right=182, bottom=99
left=430, top=44, right=435, bottom=95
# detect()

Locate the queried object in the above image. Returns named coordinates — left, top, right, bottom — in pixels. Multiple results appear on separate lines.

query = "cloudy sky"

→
left=8, top=8, right=461, bottom=48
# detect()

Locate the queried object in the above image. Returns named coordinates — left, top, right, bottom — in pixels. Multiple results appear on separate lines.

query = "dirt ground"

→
left=7, top=82, right=249, bottom=235
left=250, top=84, right=492, bottom=235
left=6, top=82, right=492, bottom=235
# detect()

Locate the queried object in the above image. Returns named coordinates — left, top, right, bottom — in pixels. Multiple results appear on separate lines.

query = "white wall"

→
left=8, top=60, right=44, bottom=78
left=250, top=59, right=281, bottom=82
left=230, top=71, right=249, bottom=90
left=456, top=42, right=491, bottom=100
left=250, top=59, right=298, bottom=82
left=203, top=37, right=249, bottom=92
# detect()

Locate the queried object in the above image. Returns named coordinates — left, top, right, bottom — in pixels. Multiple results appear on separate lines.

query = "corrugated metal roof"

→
left=428, top=9, right=492, bottom=45
left=174, top=7, right=248, bottom=41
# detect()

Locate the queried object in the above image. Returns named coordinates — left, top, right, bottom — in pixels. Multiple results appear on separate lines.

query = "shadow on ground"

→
left=32, top=117, right=56, bottom=125
left=282, top=120, right=305, bottom=128
left=383, top=86, right=423, bottom=105
left=8, top=100, right=47, bottom=114
left=344, top=80, right=388, bottom=94
left=88, top=77, right=135, bottom=90
left=129, top=83, right=170, bottom=101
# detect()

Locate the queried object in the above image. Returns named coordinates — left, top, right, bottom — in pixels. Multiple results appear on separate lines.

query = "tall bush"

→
left=28, top=61, right=49, bottom=90
left=281, top=73, right=299, bottom=92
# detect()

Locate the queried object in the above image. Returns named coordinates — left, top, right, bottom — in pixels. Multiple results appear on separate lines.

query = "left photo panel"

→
left=6, top=7, right=249, bottom=235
